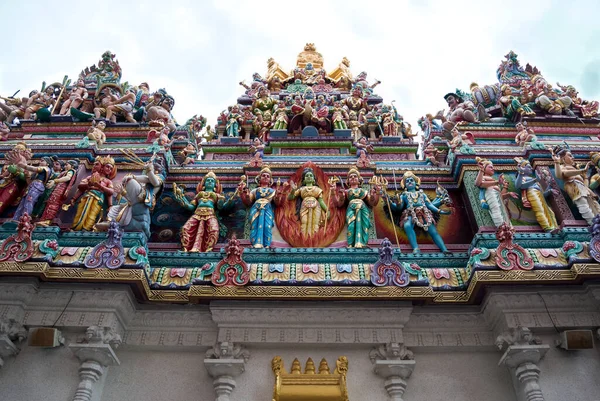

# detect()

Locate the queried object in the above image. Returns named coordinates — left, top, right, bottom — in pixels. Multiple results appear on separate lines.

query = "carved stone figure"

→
left=37, top=160, right=79, bottom=226
left=59, top=78, right=89, bottom=115
left=286, top=167, right=329, bottom=237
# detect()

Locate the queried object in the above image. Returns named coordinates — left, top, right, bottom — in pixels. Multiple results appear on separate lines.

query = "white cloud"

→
left=1, top=0, right=599, bottom=133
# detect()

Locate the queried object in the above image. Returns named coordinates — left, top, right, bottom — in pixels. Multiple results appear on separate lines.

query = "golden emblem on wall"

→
left=272, top=356, right=349, bottom=401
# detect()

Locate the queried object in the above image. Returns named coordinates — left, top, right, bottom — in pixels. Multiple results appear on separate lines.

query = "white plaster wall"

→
left=101, top=349, right=213, bottom=401
left=403, top=351, right=516, bottom=401
left=0, top=344, right=80, bottom=401
left=538, top=334, right=600, bottom=401
left=235, top=345, right=389, bottom=401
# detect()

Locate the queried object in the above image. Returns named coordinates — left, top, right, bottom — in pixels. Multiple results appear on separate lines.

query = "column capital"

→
left=370, top=343, right=415, bottom=401
left=69, top=326, right=121, bottom=367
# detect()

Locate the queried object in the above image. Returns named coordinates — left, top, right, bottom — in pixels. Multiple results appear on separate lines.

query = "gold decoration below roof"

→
left=272, top=356, right=349, bottom=401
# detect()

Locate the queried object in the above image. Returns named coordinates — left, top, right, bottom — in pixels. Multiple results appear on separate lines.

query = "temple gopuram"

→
left=1, top=45, right=600, bottom=401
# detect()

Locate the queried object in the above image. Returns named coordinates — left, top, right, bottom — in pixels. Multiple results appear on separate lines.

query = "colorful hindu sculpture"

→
left=447, top=128, right=475, bottom=165
left=498, top=84, right=535, bottom=119
left=0, top=121, right=9, bottom=141
left=96, top=158, right=164, bottom=239
left=331, top=102, right=348, bottom=130
left=530, top=75, right=573, bottom=115
left=173, top=172, right=233, bottom=252
left=386, top=172, right=451, bottom=253
left=557, top=83, right=599, bottom=118
left=475, top=157, right=511, bottom=227
left=252, top=86, right=276, bottom=115
left=552, top=143, right=600, bottom=224
left=87, top=120, right=107, bottom=147
left=589, top=152, right=600, bottom=197
left=514, top=122, right=544, bottom=149
left=330, top=168, right=380, bottom=248
left=239, top=167, right=277, bottom=248
left=93, top=87, right=120, bottom=119
left=423, top=143, right=442, bottom=167
left=0, top=143, right=30, bottom=216
left=225, top=105, right=243, bottom=137
left=31, top=156, right=63, bottom=218
left=12, top=156, right=54, bottom=222
left=59, top=78, right=88, bottom=115
left=286, top=167, right=329, bottom=237
left=67, top=156, right=117, bottom=231
left=178, top=142, right=197, bottom=165
left=439, top=92, right=479, bottom=134
left=514, top=158, right=558, bottom=232
left=24, top=86, right=56, bottom=119
left=106, top=87, right=137, bottom=123
left=37, top=160, right=79, bottom=226
left=380, top=105, right=398, bottom=136
left=273, top=105, right=289, bottom=130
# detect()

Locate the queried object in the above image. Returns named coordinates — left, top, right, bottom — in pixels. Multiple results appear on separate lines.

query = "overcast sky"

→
left=1, top=0, right=599, bottom=130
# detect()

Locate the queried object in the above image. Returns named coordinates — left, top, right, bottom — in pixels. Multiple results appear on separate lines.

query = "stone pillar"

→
left=69, top=326, right=122, bottom=401
left=370, top=342, right=416, bottom=401
left=496, top=327, right=549, bottom=401
left=0, top=318, right=27, bottom=369
left=204, top=341, right=249, bottom=401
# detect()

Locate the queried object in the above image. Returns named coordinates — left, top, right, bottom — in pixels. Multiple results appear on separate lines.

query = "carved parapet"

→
left=211, top=235, right=250, bottom=287
left=272, top=356, right=349, bottom=401
left=0, top=318, right=27, bottom=368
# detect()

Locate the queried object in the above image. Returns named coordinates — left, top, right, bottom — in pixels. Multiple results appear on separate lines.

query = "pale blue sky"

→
left=1, top=0, right=599, bottom=129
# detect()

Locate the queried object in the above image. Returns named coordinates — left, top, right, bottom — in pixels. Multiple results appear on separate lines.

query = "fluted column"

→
left=69, top=326, right=121, bottom=401
left=496, top=327, right=549, bottom=401
left=204, top=341, right=249, bottom=401
left=370, top=343, right=416, bottom=401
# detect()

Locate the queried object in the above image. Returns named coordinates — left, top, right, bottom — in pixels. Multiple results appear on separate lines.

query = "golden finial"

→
left=272, top=356, right=285, bottom=375
left=304, top=358, right=316, bottom=374
left=291, top=358, right=302, bottom=374
left=318, top=358, right=330, bottom=374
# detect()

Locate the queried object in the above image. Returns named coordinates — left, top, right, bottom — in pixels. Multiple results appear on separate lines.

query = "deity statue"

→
left=146, top=89, right=176, bottom=132
left=248, top=137, right=265, bottom=167
left=59, top=78, right=89, bottom=115
left=67, top=156, right=117, bottom=231
left=531, top=75, right=573, bottom=115
left=87, top=120, right=107, bottom=147
left=37, top=160, right=79, bottom=226
left=342, top=87, right=368, bottom=113
left=348, top=110, right=364, bottom=142
left=252, top=86, right=277, bottom=115
left=355, top=136, right=373, bottom=160
left=0, top=94, right=25, bottom=123
left=225, top=105, right=243, bottom=137
left=0, top=143, right=30, bottom=217
left=24, top=86, right=56, bottom=119
left=588, top=152, right=600, bottom=196
left=178, top=142, right=197, bottom=165
left=0, top=121, right=9, bottom=141
left=239, top=73, right=267, bottom=97
left=447, top=128, right=475, bottom=165
left=12, top=156, right=54, bottom=222
left=272, top=104, right=289, bottom=130
left=331, top=102, right=349, bottom=130
left=95, top=159, right=164, bottom=239
left=353, top=71, right=380, bottom=94
left=285, top=167, right=329, bottom=237
left=514, top=122, right=544, bottom=149
left=474, top=157, right=511, bottom=227
left=380, top=105, right=398, bottom=136
left=514, top=158, right=558, bottom=232
left=31, top=156, right=63, bottom=218
left=439, top=92, right=478, bottom=134
left=498, top=84, right=535, bottom=119
left=238, top=167, right=277, bottom=248
left=557, top=83, right=599, bottom=118
left=173, top=172, right=234, bottom=252
left=423, top=143, right=442, bottom=167
left=551, top=142, right=600, bottom=224
left=330, top=168, right=381, bottom=248
left=93, top=87, right=120, bottom=119
left=105, top=87, right=137, bottom=123
left=253, top=110, right=273, bottom=141
left=386, top=172, right=452, bottom=253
